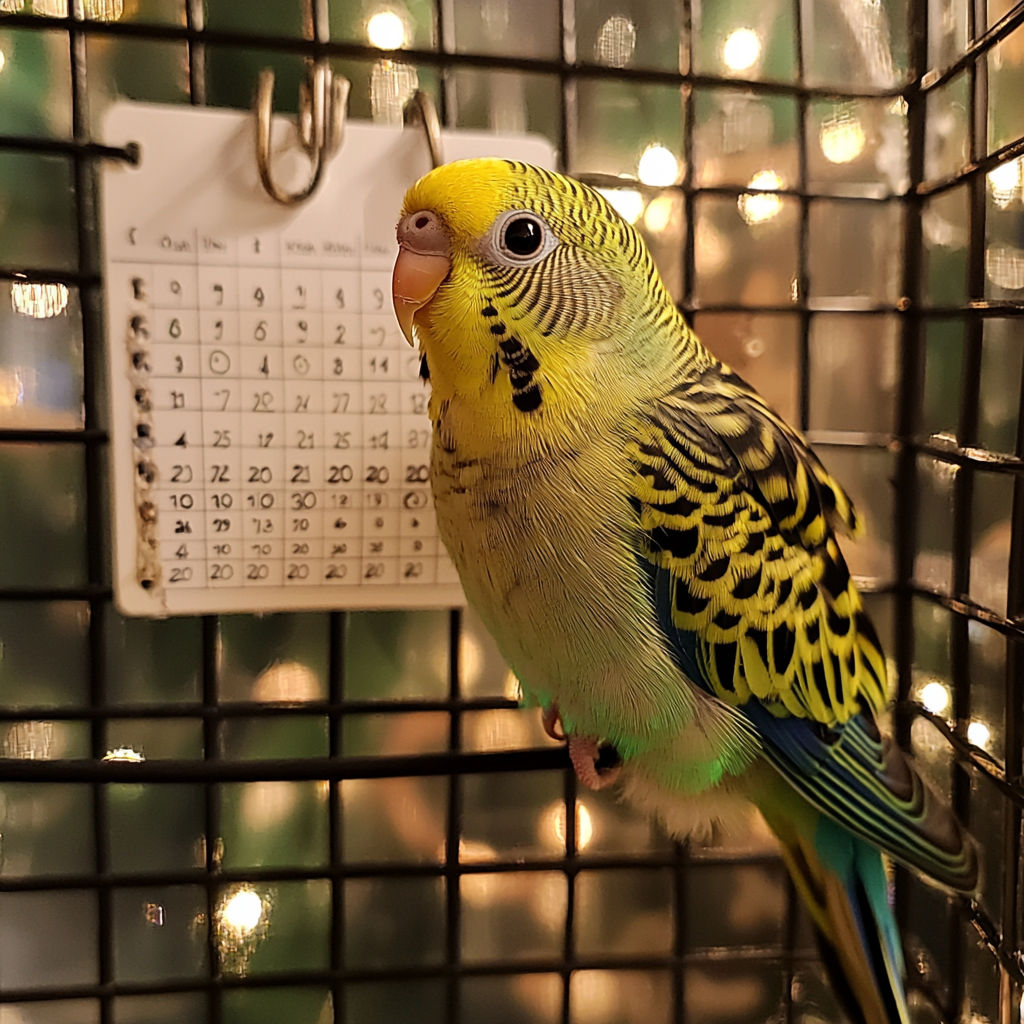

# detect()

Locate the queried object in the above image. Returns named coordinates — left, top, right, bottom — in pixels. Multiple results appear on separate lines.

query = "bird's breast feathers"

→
left=430, top=418, right=756, bottom=784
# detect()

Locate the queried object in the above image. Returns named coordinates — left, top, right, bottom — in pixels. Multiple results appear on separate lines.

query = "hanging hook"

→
left=255, top=59, right=350, bottom=206
left=404, top=90, right=444, bottom=170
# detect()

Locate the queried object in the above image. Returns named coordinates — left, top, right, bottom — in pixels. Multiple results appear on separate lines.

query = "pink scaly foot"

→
left=568, top=735, right=622, bottom=791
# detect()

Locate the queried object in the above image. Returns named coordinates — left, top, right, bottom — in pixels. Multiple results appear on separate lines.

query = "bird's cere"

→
left=393, top=209, right=452, bottom=346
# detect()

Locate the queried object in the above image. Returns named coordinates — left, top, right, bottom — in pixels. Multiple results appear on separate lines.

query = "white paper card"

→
left=102, top=101, right=555, bottom=616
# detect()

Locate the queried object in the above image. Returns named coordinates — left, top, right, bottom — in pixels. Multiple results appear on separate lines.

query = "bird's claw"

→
left=544, top=705, right=621, bottom=791
left=542, top=704, right=566, bottom=741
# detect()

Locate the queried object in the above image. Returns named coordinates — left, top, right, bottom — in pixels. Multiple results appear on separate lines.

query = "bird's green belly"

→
left=430, top=445, right=693, bottom=749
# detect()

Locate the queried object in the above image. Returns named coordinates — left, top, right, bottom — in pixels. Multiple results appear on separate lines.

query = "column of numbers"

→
left=282, top=267, right=324, bottom=585
left=199, top=261, right=242, bottom=586
left=239, top=261, right=285, bottom=585
left=322, top=268, right=362, bottom=584
left=149, top=263, right=205, bottom=588
left=360, top=270, right=403, bottom=585
left=401, top=347, right=437, bottom=584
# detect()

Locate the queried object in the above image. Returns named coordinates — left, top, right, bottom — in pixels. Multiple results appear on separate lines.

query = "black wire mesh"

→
left=0, top=1, right=1023, bottom=1022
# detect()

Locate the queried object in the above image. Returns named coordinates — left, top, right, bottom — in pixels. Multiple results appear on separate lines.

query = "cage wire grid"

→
left=0, top=0, right=1023, bottom=1021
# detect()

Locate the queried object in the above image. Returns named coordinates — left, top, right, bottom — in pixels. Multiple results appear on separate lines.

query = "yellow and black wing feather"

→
left=630, top=363, right=977, bottom=891
left=629, top=364, right=887, bottom=728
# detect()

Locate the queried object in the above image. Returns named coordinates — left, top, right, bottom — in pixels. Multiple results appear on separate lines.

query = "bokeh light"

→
left=919, top=681, right=951, bottom=715
left=367, top=10, right=407, bottom=49
left=11, top=282, right=69, bottom=319
left=722, top=28, right=761, bottom=71
left=637, top=145, right=680, bottom=187
left=738, top=170, right=784, bottom=225
left=967, top=721, right=991, bottom=749
left=597, top=188, right=644, bottom=225
left=820, top=112, right=866, bottom=164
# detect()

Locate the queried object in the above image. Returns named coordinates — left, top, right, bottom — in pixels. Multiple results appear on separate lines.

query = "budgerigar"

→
left=391, top=159, right=976, bottom=1024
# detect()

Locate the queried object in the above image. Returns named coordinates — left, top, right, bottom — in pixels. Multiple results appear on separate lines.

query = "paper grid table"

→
left=102, top=101, right=554, bottom=616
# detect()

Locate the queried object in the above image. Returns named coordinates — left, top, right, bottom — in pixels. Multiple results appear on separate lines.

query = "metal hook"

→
left=404, top=90, right=444, bottom=170
left=255, top=60, right=350, bottom=206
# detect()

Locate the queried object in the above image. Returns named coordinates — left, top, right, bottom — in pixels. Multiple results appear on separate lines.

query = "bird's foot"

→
left=542, top=704, right=566, bottom=741
left=568, top=736, right=622, bottom=790
left=544, top=705, right=621, bottom=791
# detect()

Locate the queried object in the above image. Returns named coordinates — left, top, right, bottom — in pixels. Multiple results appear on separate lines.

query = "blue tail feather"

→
left=816, top=817, right=910, bottom=1024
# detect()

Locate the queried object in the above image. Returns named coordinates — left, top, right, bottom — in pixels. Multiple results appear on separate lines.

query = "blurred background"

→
left=1, top=0, right=1023, bottom=1021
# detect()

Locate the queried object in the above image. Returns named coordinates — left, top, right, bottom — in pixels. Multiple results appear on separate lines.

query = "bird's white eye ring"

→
left=480, top=210, right=560, bottom=266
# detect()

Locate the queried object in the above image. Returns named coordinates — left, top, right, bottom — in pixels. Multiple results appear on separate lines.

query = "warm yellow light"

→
left=31, top=0, right=68, bottom=14
left=643, top=194, right=676, bottom=234
left=2, top=720, right=61, bottom=759
left=220, top=888, right=264, bottom=936
left=696, top=219, right=729, bottom=275
left=11, top=281, right=69, bottom=318
left=103, top=746, right=145, bottom=762
left=889, top=96, right=909, bottom=115
left=987, top=244, right=1024, bottom=291
left=241, top=780, right=297, bottom=831
left=919, top=681, right=951, bottom=715
left=637, top=144, right=679, bottom=187
left=988, top=157, right=1023, bottom=208
left=370, top=59, right=419, bottom=124
left=597, top=187, right=644, bottom=225
left=82, top=0, right=124, bottom=20
left=594, top=14, right=636, bottom=68
left=367, top=10, right=407, bottom=49
left=722, top=28, right=762, bottom=71
left=457, top=838, right=498, bottom=864
left=967, top=721, right=991, bottom=749
left=0, top=370, right=23, bottom=410
left=252, top=660, right=320, bottom=702
left=0, top=0, right=25, bottom=12
left=540, top=799, right=595, bottom=852
left=738, top=169, right=784, bottom=225
left=504, top=671, right=522, bottom=701
left=0, top=50, right=6, bottom=74
left=820, top=113, right=866, bottom=164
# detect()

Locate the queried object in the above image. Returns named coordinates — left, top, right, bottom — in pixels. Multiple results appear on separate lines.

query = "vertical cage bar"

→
left=1000, top=358, right=1024, bottom=1024
left=328, top=610, right=346, bottom=1024
left=202, top=615, right=223, bottom=1024
left=186, top=0, right=207, bottom=105
left=69, top=0, right=114, bottom=1018
left=559, top=0, right=576, bottom=176
left=680, top=0, right=696, bottom=321
left=445, top=607, right=463, bottom=1024
left=792, top=0, right=811, bottom=435
left=561, top=768, right=578, bottom=1024
left=672, top=841, right=687, bottom=1024
left=893, top=0, right=929, bottom=994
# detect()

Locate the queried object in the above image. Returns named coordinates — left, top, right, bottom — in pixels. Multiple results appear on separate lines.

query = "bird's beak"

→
left=393, top=209, right=453, bottom=347
left=392, top=247, right=451, bottom=347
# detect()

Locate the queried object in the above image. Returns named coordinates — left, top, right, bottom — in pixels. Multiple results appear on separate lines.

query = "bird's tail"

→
left=757, top=791, right=910, bottom=1024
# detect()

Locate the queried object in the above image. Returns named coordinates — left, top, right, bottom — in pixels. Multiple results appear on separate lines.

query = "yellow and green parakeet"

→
left=392, top=159, right=976, bottom=1024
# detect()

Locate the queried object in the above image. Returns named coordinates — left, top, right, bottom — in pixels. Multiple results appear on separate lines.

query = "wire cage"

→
left=0, top=0, right=1022, bottom=1022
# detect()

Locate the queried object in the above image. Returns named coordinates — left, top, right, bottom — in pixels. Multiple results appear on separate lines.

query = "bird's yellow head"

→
left=393, top=159, right=686, bottom=459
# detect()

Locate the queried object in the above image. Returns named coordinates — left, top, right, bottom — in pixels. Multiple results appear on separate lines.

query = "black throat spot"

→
left=512, top=382, right=542, bottom=412
left=479, top=303, right=543, bottom=413
left=499, top=335, right=543, bottom=413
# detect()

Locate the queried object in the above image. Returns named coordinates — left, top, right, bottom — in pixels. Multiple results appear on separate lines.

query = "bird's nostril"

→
left=415, top=215, right=429, bottom=229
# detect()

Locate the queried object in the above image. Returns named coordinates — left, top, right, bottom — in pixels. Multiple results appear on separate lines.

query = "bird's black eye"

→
left=484, top=210, right=559, bottom=266
left=502, top=216, right=544, bottom=257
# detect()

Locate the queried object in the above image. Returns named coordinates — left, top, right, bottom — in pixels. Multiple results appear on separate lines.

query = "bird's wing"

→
left=631, top=364, right=977, bottom=892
